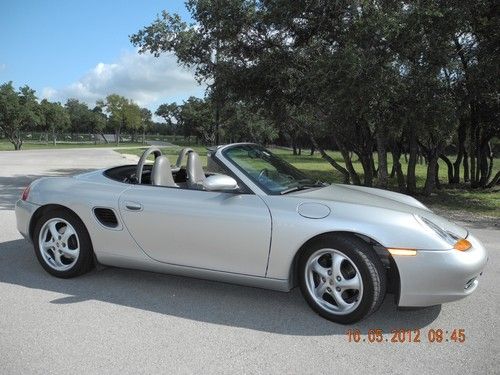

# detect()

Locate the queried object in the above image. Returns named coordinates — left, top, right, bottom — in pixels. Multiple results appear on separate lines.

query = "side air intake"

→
left=94, top=208, right=118, bottom=228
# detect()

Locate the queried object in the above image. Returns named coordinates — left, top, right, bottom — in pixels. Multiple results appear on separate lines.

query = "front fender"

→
left=264, top=196, right=455, bottom=280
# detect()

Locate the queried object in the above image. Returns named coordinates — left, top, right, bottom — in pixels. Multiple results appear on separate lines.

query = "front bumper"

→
left=393, top=233, right=488, bottom=307
left=15, top=199, right=39, bottom=241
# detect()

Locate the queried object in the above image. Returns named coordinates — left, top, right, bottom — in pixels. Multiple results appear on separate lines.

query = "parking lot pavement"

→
left=0, top=148, right=130, bottom=210
left=0, top=149, right=498, bottom=374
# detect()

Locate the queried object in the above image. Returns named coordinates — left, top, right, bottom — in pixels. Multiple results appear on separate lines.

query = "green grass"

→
left=419, top=188, right=500, bottom=218
left=0, top=141, right=146, bottom=151
left=118, top=145, right=500, bottom=218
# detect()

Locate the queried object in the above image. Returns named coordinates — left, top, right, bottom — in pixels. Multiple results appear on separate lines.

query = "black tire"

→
left=33, top=208, right=95, bottom=278
left=298, top=234, right=386, bottom=324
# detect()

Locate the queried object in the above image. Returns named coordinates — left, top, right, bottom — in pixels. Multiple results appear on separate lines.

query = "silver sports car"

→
left=15, top=143, right=488, bottom=323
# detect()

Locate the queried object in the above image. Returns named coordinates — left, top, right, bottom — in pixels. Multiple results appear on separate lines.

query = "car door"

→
left=118, top=186, right=272, bottom=276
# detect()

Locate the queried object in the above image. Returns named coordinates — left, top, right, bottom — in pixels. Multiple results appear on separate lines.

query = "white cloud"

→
left=42, top=51, right=205, bottom=108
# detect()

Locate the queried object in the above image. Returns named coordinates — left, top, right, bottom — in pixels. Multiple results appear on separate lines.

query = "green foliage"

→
left=132, top=0, right=499, bottom=193
left=65, top=99, right=93, bottom=133
left=155, top=103, right=179, bottom=135
left=0, top=82, right=42, bottom=149
left=90, top=105, right=107, bottom=135
left=40, top=99, right=70, bottom=144
left=100, top=94, right=143, bottom=144
left=140, top=108, right=153, bottom=133
left=178, top=97, right=215, bottom=143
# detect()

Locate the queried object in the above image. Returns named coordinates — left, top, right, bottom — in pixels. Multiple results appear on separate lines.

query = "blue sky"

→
left=0, top=0, right=205, bottom=114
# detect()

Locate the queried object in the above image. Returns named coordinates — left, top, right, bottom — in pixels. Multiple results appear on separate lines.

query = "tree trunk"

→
left=435, top=161, right=441, bottom=190
left=99, top=132, right=108, bottom=144
left=486, top=171, right=500, bottom=188
left=391, top=146, right=406, bottom=192
left=423, top=154, right=439, bottom=196
left=214, top=88, right=220, bottom=146
left=52, top=129, right=56, bottom=146
left=463, top=150, right=469, bottom=182
left=452, top=120, right=466, bottom=184
left=359, top=152, right=373, bottom=187
left=469, top=110, right=478, bottom=187
left=310, top=145, right=315, bottom=156
left=8, top=130, right=23, bottom=150
left=375, top=131, right=388, bottom=188
left=310, top=136, right=350, bottom=184
left=439, top=154, right=453, bottom=184
left=115, top=126, right=121, bottom=146
left=336, top=139, right=361, bottom=185
left=418, top=154, right=424, bottom=165
left=406, top=131, right=418, bottom=194
left=478, top=140, right=492, bottom=187
left=486, top=146, right=494, bottom=183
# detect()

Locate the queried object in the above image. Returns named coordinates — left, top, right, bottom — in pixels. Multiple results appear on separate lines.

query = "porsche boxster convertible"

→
left=15, top=143, right=488, bottom=323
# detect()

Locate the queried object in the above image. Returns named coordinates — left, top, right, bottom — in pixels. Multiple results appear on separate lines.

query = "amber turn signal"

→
left=387, top=248, right=417, bottom=256
left=454, top=238, right=472, bottom=251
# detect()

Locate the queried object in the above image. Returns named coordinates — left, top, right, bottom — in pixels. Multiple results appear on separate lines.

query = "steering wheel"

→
left=258, top=168, right=270, bottom=181
left=135, top=146, right=163, bottom=184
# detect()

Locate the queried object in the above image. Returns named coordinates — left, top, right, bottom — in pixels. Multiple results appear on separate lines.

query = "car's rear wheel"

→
left=33, top=208, right=94, bottom=278
left=298, top=234, right=386, bottom=324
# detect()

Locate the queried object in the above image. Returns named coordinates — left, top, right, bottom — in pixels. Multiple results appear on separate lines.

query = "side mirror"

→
left=203, top=174, right=239, bottom=192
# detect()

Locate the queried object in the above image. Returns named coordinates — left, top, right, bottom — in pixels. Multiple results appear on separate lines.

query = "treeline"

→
left=155, top=97, right=277, bottom=145
left=0, top=83, right=164, bottom=148
left=131, top=0, right=499, bottom=194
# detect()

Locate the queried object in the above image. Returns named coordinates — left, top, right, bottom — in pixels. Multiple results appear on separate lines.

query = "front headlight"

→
left=415, top=215, right=471, bottom=251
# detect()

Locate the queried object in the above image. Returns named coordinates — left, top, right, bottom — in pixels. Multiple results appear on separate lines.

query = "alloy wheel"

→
left=38, top=218, right=80, bottom=271
left=305, top=248, right=363, bottom=315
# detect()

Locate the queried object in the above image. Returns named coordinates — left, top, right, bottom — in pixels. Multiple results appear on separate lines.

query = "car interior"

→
left=104, top=147, right=209, bottom=189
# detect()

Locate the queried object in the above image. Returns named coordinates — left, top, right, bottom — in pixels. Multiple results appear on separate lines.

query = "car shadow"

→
left=0, top=238, right=442, bottom=335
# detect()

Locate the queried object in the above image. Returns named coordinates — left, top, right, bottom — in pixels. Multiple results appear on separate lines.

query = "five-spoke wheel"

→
left=299, top=234, right=386, bottom=324
left=34, top=208, right=94, bottom=278
left=305, top=249, right=363, bottom=315
left=39, top=218, right=80, bottom=271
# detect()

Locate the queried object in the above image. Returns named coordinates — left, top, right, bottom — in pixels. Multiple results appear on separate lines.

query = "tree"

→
left=100, top=94, right=129, bottom=145
left=131, top=1, right=256, bottom=144
left=65, top=99, right=92, bottom=134
left=123, top=101, right=142, bottom=142
left=140, top=108, right=153, bottom=144
left=447, top=1, right=499, bottom=187
left=90, top=105, right=107, bottom=144
left=155, top=103, right=179, bottom=137
left=178, top=97, right=214, bottom=143
left=40, top=99, right=70, bottom=145
left=0, top=82, right=41, bottom=150
left=132, top=1, right=499, bottom=193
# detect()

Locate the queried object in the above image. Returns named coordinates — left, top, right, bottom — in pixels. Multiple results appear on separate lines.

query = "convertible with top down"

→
left=15, top=143, right=488, bottom=323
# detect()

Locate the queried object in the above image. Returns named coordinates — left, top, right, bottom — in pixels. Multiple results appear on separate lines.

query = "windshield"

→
left=223, top=144, right=325, bottom=194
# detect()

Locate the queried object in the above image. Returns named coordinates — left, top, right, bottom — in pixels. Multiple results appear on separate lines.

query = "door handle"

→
left=124, top=201, right=142, bottom=211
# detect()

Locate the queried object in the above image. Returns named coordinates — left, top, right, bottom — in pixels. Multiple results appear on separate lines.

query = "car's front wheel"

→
left=33, top=208, right=94, bottom=278
left=298, top=234, right=386, bottom=324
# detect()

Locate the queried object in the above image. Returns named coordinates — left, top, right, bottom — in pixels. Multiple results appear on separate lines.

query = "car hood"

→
left=290, top=184, right=468, bottom=238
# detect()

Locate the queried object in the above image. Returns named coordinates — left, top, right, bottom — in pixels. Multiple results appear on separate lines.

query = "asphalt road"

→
left=0, top=148, right=498, bottom=374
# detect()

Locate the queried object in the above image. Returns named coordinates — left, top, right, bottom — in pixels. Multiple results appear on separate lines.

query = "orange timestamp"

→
left=346, top=328, right=466, bottom=343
